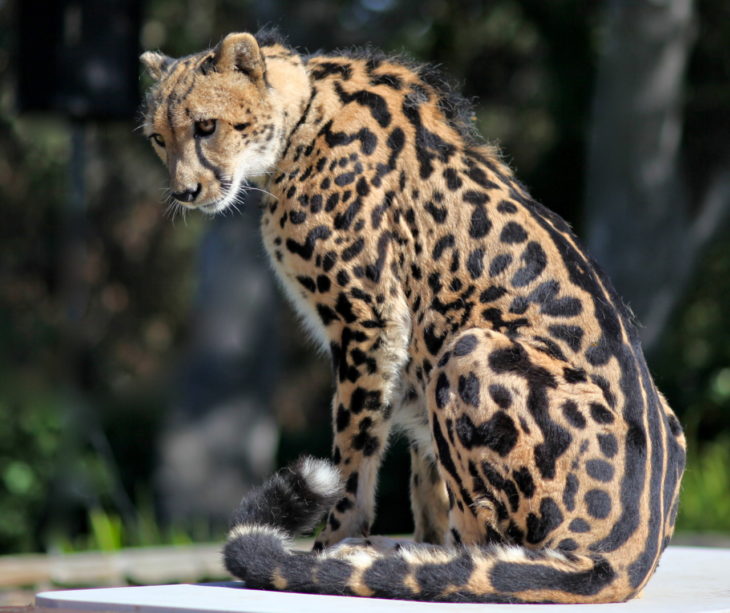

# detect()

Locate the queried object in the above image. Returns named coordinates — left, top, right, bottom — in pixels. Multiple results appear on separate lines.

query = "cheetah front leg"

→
left=314, top=310, right=410, bottom=550
left=409, top=444, right=449, bottom=544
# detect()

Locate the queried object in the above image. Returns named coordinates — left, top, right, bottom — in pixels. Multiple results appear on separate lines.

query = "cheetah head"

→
left=141, top=33, right=291, bottom=215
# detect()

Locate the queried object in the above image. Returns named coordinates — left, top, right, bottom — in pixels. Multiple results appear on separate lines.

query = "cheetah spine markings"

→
left=141, top=30, right=686, bottom=603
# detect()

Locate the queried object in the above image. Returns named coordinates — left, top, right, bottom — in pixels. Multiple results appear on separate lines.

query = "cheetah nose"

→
left=172, top=183, right=202, bottom=203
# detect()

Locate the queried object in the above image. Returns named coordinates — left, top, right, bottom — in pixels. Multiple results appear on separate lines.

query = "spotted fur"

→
left=141, top=30, right=686, bottom=603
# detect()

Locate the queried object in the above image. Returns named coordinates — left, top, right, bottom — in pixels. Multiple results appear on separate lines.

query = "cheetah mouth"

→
left=199, top=178, right=269, bottom=216
left=197, top=177, right=260, bottom=216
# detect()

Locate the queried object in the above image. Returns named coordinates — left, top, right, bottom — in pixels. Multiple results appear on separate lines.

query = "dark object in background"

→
left=17, top=0, right=141, bottom=119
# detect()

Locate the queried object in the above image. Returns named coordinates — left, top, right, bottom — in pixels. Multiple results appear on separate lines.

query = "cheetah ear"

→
left=214, top=33, right=265, bottom=81
left=140, top=51, right=173, bottom=80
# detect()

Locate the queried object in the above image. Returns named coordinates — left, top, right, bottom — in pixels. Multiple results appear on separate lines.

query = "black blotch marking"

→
left=500, top=221, right=528, bottom=244
left=352, top=417, right=380, bottom=456
left=319, top=120, right=377, bottom=155
left=563, top=367, right=587, bottom=383
left=334, top=82, right=392, bottom=127
left=511, top=241, right=547, bottom=288
left=563, top=472, right=579, bottom=511
left=424, top=200, right=447, bottom=223
left=289, top=210, right=307, bottom=224
left=526, top=496, right=563, bottom=544
left=585, top=489, right=612, bottom=519
left=488, top=384, right=512, bottom=409
left=345, top=472, right=358, bottom=494
left=435, top=372, right=451, bottom=409
left=336, top=404, right=350, bottom=431
left=466, top=249, right=485, bottom=280
left=548, top=325, right=585, bottom=352
left=569, top=518, right=590, bottom=533
left=489, top=254, right=512, bottom=277
left=443, top=167, right=462, bottom=191
left=433, top=234, right=455, bottom=260
left=590, top=403, right=615, bottom=424
left=512, top=467, right=535, bottom=498
left=317, top=304, right=339, bottom=325
left=341, top=238, right=365, bottom=261
left=480, top=286, right=507, bottom=303
left=311, top=62, right=353, bottom=80
left=558, top=538, right=579, bottom=552
left=481, top=308, right=529, bottom=336
left=455, top=412, right=517, bottom=457
left=285, top=225, right=331, bottom=260
left=497, top=200, right=518, bottom=214
left=335, top=293, right=357, bottom=323
left=296, top=275, right=316, bottom=292
left=334, top=199, right=363, bottom=231
left=457, top=373, right=480, bottom=407
left=586, top=459, right=614, bottom=482
left=424, top=324, right=447, bottom=356
left=453, top=334, right=477, bottom=356
left=597, top=433, right=618, bottom=458
left=562, top=400, right=586, bottom=429
left=402, top=98, right=456, bottom=179
left=317, top=275, right=331, bottom=293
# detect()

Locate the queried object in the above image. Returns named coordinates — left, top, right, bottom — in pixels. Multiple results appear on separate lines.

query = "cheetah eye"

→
left=149, top=133, right=165, bottom=148
left=234, top=122, right=251, bottom=131
left=194, top=119, right=217, bottom=137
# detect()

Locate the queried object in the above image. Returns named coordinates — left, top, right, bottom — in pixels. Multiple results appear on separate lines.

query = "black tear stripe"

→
left=334, top=82, right=392, bottom=128
left=510, top=193, right=655, bottom=558
left=402, top=98, right=456, bottom=179
left=319, top=120, right=378, bottom=156
left=194, top=137, right=226, bottom=184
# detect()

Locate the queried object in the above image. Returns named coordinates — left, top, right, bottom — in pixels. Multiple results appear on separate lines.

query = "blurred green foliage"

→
left=676, top=437, right=730, bottom=533
left=0, top=0, right=728, bottom=555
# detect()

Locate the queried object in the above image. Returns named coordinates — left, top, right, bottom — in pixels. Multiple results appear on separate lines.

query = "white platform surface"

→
left=36, top=546, right=730, bottom=612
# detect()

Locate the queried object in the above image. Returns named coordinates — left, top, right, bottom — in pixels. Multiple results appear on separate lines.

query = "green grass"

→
left=676, top=437, right=730, bottom=533
left=50, top=502, right=214, bottom=554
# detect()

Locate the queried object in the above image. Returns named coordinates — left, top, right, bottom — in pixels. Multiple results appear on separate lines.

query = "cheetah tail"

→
left=223, top=457, right=623, bottom=603
left=223, top=456, right=344, bottom=584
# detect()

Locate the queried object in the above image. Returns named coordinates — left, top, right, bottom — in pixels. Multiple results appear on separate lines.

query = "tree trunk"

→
left=585, top=0, right=708, bottom=352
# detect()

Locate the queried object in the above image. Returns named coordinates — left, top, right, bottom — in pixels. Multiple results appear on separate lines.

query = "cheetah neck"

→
left=261, top=46, right=313, bottom=154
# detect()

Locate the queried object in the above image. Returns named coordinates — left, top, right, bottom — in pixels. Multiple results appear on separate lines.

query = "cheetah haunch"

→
left=141, top=30, right=685, bottom=603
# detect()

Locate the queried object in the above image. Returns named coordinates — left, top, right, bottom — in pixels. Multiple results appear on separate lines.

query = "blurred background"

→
left=0, top=0, right=729, bottom=571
